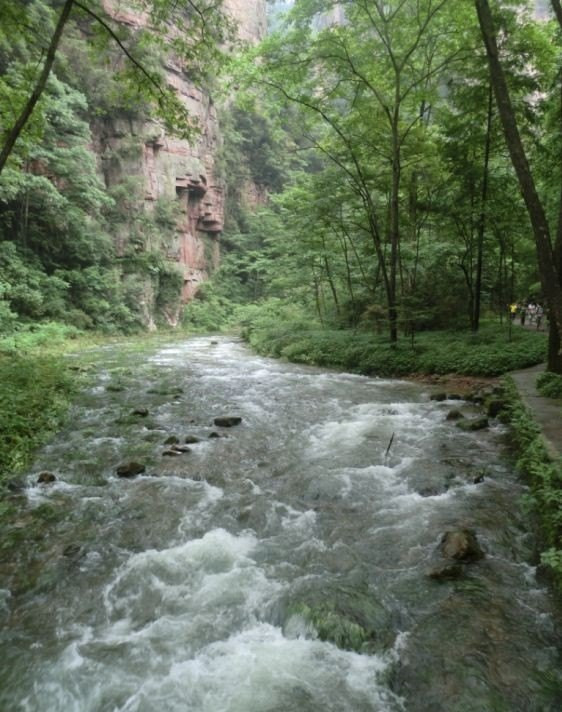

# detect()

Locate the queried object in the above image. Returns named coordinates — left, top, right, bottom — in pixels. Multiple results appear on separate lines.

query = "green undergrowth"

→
left=537, top=371, right=562, bottom=399
left=503, top=377, right=562, bottom=588
left=0, top=321, right=195, bottom=501
left=0, top=353, right=75, bottom=493
left=245, top=318, right=547, bottom=377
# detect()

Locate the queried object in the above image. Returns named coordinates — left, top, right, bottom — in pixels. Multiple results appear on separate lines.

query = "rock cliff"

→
left=96, top=0, right=267, bottom=324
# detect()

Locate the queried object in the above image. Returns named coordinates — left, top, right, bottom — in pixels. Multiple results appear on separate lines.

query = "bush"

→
left=0, top=353, right=75, bottom=482
left=243, top=312, right=547, bottom=378
left=503, top=377, right=562, bottom=588
left=537, top=371, right=562, bottom=399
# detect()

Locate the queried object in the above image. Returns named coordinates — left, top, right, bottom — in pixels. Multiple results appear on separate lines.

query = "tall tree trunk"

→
left=388, top=111, right=401, bottom=343
left=473, top=84, right=493, bottom=332
left=475, top=0, right=562, bottom=372
left=0, top=0, right=74, bottom=176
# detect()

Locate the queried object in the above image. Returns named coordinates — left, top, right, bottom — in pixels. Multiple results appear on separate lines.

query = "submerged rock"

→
left=131, top=408, right=149, bottom=417
left=214, top=416, right=243, bottom=427
left=430, top=392, right=447, bottom=402
left=164, top=435, right=180, bottom=445
left=170, top=445, right=192, bottom=454
left=428, top=562, right=464, bottom=581
left=208, top=432, right=221, bottom=439
left=456, top=416, right=489, bottom=431
left=184, top=435, right=201, bottom=444
left=116, top=462, right=146, bottom=478
left=440, top=529, right=484, bottom=562
left=37, top=472, right=56, bottom=484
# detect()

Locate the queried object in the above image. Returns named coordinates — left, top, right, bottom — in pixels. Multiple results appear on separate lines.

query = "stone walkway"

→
left=510, top=364, right=562, bottom=460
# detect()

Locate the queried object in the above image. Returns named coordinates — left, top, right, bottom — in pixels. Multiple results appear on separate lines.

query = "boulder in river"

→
left=486, top=398, right=506, bottom=418
left=430, top=392, right=447, bottom=402
left=116, top=462, right=146, bottom=478
left=131, top=408, right=149, bottom=417
left=208, top=431, right=221, bottom=439
left=37, top=471, right=56, bottom=484
left=213, top=416, right=242, bottom=427
left=427, top=562, right=464, bottom=581
left=440, top=529, right=484, bottom=562
left=164, top=435, right=180, bottom=445
left=456, top=416, right=489, bottom=431
left=446, top=409, right=464, bottom=421
left=170, top=445, right=192, bottom=454
left=184, top=435, right=201, bottom=444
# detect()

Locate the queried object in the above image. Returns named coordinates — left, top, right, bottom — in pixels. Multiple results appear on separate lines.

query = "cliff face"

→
left=96, top=0, right=266, bottom=324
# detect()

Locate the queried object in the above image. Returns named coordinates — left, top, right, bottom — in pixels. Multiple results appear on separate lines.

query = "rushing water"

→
left=0, top=336, right=561, bottom=711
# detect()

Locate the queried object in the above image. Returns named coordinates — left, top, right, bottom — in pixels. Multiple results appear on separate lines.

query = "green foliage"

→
left=0, top=351, right=74, bottom=482
left=537, top=371, right=562, bottom=399
left=244, top=312, right=547, bottom=377
left=502, top=377, right=562, bottom=587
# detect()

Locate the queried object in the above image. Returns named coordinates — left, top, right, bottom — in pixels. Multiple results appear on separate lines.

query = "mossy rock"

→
left=284, top=589, right=391, bottom=653
left=456, top=416, right=489, bottom=431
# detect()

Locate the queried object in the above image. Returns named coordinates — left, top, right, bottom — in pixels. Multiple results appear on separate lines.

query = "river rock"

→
left=116, top=462, right=146, bottom=477
left=131, top=408, right=149, bottom=417
left=456, top=416, right=489, bottom=431
left=486, top=399, right=506, bottom=418
left=440, top=529, right=484, bottom=562
left=7, top=478, right=26, bottom=492
left=446, top=409, right=464, bottom=421
left=162, top=449, right=182, bottom=457
left=208, top=431, right=221, bottom=438
left=171, top=445, right=192, bottom=453
left=37, top=471, right=56, bottom=484
left=164, top=435, right=180, bottom=445
left=428, top=562, right=464, bottom=581
left=430, top=392, right=447, bottom=402
left=184, top=435, right=201, bottom=444
left=214, top=416, right=243, bottom=427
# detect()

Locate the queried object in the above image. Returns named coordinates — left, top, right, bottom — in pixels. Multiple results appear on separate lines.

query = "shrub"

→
left=537, top=372, right=562, bottom=399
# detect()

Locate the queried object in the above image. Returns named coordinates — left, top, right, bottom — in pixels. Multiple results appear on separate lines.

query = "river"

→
left=0, top=336, right=560, bottom=711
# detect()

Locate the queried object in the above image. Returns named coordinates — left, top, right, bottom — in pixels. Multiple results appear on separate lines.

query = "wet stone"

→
left=62, top=543, right=82, bottom=558
left=164, top=435, right=180, bottom=445
left=214, top=416, right=242, bottom=427
left=208, top=432, right=221, bottom=439
left=184, top=435, right=201, bottom=444
left=428, top=562, right=464, bottom=581
left=37, top=472, right=56, bottom=484
left=430, top=392, right=447, bottom=402
left=446, top=409, right=464, bottom=421
left=131, top=408, right=149, bottom=417
left=162, top=449, right=182, bottom=457
left=486, top=399, right=506, bottom=418
left=456, top=416, right=489, bottom=431
left=440, top=529, right=484, bottom=562
left=170, top=445, right=191, bottom=454
left=116, top=462, right=146, bottom=478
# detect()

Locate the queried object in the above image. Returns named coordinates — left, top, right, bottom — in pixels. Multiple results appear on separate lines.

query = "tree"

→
left=0, top=0, right=229, bottom=176
left=244, top=0, right=468, bottom=342
left=474, top=0, right=562, bottom=372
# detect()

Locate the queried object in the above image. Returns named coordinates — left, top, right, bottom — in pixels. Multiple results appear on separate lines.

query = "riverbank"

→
left=244, top=320, right=547, bottom=377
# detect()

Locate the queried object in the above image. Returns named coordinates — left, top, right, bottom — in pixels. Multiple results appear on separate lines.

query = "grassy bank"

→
left=0, top=321, right=188, bottom=496
left=244, top=318, right=547, bottom=377
left=502, top=377, right=562, bottom=587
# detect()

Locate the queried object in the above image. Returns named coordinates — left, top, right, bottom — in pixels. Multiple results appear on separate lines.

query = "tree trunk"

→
left=0, top=0, right=75, bottom=176
left=475, top=0, right=562, bottom=372
left=474, top=84, right=493, bottom=332
left=389, top=111, right=401, bottom=343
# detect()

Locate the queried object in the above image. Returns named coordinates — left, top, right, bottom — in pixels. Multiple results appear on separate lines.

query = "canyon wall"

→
left=96, top=0, right=267, bottom=324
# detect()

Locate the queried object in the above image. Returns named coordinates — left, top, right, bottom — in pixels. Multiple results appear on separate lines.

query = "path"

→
left=510, top=363, right=562, bottom=459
